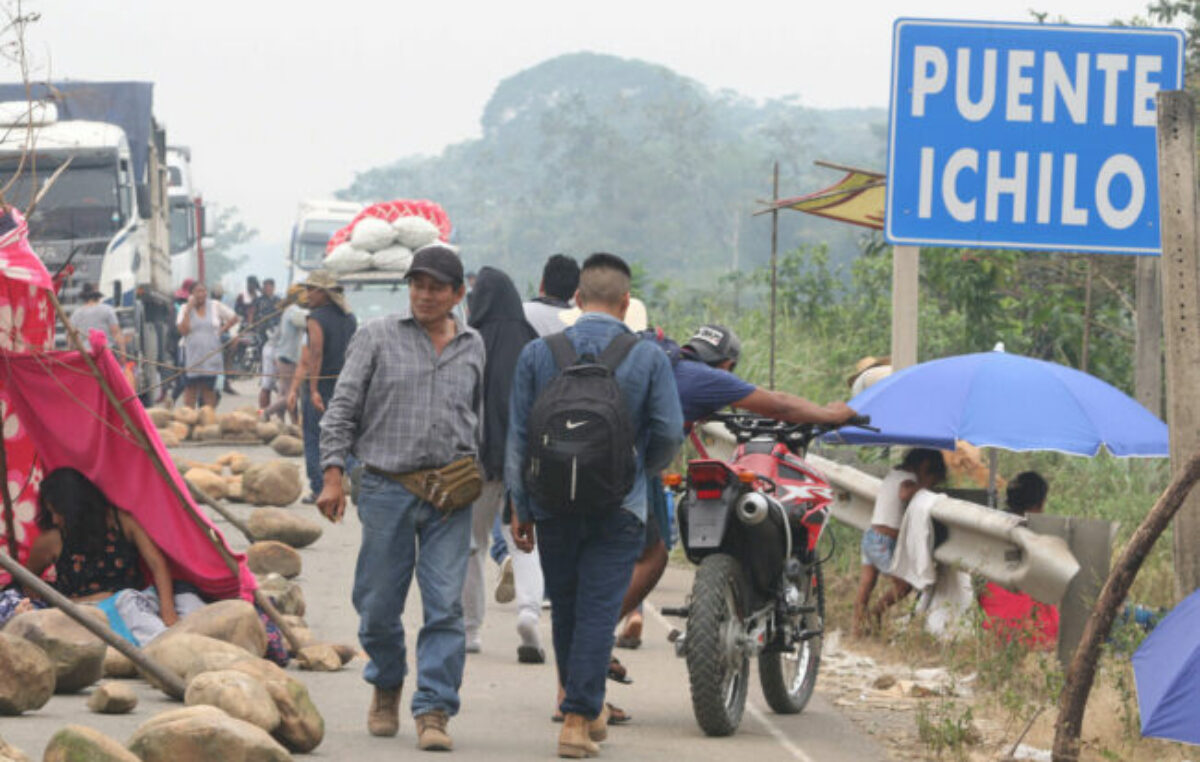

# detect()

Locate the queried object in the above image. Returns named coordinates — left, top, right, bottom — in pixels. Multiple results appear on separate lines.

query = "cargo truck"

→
left=287, top=199, right=362, bottom=286
left=0, top=81, right=172, bottom=400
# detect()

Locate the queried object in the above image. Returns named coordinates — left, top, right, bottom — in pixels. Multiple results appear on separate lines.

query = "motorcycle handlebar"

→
left=704, top=412, right=877, bottom=443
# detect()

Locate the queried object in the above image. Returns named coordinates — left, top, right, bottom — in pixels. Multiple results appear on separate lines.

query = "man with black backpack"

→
left=506, top=252, right=683, bottom=758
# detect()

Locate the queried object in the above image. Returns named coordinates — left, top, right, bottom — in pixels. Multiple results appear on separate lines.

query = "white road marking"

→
left=644, top=602, right=818, bottom=762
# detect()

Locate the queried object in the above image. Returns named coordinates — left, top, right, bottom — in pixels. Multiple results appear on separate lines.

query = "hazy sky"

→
left=13, top=0, right=1172, bottom=251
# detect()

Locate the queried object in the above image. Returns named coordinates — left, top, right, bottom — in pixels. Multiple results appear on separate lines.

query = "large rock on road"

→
left=3, top=608, right=105, bottom=693
left=169, top=600, right=268, bottom=657
left=246, top=542, right=302, bottom=579
left=248, top=509, right=322, bottom=549
left=43, top=725, right=139, bottom=762
left=184, top=670, right=281, bottom=733
left=0, top=632, right=55, bottom=714
left=242, top=461, right=302, bottom=506
left=127, top=705, right=293, bottom=762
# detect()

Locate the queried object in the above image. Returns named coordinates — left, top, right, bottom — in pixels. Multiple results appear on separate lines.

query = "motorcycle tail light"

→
left=688, top=462, right=730, bottom=486
left=663, top=473, right=683, bottom=487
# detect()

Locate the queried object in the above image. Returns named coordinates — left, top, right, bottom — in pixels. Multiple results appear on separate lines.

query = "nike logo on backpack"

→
left=564, top=419, right=588, bottom=430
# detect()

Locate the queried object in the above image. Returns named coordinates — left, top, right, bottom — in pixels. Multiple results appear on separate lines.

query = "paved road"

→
left=2, top=384, right=889, bottom=761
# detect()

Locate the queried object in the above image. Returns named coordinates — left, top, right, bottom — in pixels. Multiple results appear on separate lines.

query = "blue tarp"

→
left=1133, top=588, right=1200, bottom=745
left=0, top=81, right=154, bottom=182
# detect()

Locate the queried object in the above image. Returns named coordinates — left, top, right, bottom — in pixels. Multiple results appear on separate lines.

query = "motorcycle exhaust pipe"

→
left=735, top=492, right=770, bottom=526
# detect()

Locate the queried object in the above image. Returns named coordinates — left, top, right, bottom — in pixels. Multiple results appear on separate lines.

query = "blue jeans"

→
left=537, top=509, right=644, bottom=719
left=489, top=513, right=508, bottom=566
left=302, top=380, right=336, bottom=495
left=352, top=471, right=472, bottom=717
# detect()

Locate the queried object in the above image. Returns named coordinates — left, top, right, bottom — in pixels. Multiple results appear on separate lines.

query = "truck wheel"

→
left=686, top=553, right=749, bottom=737
left=759, top=562, right=824, bottom=714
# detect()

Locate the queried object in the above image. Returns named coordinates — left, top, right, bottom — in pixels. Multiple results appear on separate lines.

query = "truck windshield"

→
left=3, top=164, right=121, bottom=239
left=169, top=200, right=195, bottom=254
left=342, top=282, right=411, bottom=321
left=293, top=218, right=349, bottom=268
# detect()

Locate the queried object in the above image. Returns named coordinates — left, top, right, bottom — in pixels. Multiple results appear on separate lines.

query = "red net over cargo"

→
left=326, top=199, right=452, bottom=253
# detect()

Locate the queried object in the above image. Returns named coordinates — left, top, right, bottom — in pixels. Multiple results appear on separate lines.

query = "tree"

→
left=203, top=204, right=257, bottom=286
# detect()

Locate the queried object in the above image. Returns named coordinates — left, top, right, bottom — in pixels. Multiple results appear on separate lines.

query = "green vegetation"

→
left=339, top=52, right=886, bottom=289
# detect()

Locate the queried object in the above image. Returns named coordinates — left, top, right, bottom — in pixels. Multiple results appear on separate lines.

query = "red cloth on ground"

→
left=0, top=338, right=254, bottom=600
left=979, top=581, right=1059, bottom=648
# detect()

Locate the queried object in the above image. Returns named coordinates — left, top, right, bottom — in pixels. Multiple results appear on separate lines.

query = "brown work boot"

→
left=415, top=710, right=453, bottom=751
left=587, top=704, right=609, bottom=743
left=367, top=686, right=400, bottom=737
left=558, top=713, right=599, bottom=758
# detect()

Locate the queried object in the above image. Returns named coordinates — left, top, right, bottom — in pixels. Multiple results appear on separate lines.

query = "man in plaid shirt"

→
left=318, top=244, right=484, bottom=753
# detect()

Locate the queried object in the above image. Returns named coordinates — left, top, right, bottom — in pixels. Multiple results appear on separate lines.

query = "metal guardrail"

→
left=695, top=423, right=1081, bottom=605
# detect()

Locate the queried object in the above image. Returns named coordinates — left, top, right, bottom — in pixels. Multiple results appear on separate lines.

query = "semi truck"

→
left=0, top=81, right=172, bottom=399
left=287, top=199, right=362, bottom=286
left=166, top=145, right=209, bottom=289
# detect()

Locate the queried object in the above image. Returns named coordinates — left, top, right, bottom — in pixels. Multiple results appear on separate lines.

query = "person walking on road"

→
left=317, top=244, right=485, bottom=752
left=288, top=270, right=356, bottom=503
left=506, top=252, right=683, bottom=758
left=523, top=253, right=579, bottom=336
left=459, top=266, right=544, bottom=661
left=264, top=284, right=307, bottom=423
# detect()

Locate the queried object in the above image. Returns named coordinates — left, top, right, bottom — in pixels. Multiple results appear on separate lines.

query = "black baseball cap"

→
left=406, top=243, right=464, bottom=287
left=684, top=324, right=742, bottom=366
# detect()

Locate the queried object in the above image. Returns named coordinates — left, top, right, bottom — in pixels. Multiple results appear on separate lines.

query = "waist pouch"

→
left=368, top=457, right=483, bottom=514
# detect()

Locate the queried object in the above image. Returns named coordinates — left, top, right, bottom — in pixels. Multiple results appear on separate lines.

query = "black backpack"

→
left=523, top=332, right=639, bottom=515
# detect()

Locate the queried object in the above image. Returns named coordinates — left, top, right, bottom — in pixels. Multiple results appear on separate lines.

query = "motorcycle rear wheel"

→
left=759, top=562, right=825, bottom=714
left=686, top=553, right=750, bottom=737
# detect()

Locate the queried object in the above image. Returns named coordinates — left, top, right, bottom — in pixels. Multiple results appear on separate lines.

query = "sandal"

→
left=607, top=656, right=632, bottom=684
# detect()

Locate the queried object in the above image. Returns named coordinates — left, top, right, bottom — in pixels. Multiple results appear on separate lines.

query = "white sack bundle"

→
left=391, top=216, right=441, bottom=250
left=349, top=216, right=398, bottom=252
left=371, top=245, right=414, bottom=272
left=324, top=242, right=373, bottom=273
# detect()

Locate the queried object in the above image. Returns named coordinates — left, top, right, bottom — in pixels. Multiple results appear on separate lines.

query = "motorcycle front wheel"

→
left=686, top=553, right=750, bottom=737
left=759, top=562, right=825, bottom=714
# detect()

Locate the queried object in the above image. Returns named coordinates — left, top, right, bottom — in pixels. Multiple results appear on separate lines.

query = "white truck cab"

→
left=288, top=199, right=362, bottom=286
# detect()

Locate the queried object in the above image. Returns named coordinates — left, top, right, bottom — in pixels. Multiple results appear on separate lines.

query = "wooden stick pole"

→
left=0, top=439, right=17, bottom=558
left=0, top=550, right=186, bottom=697
left=253, top=588, right=305, bottom=654
left=1052, top=447, right=1200, bottom=760
left=185, top=478, right=256, bottom=544
left=769, top=162, right=779, bottom=391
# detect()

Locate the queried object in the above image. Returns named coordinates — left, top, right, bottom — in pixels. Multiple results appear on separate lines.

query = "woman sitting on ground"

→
left=852, top=448, right=947, bottom=636
left=8, top=467, right=205, bottom=644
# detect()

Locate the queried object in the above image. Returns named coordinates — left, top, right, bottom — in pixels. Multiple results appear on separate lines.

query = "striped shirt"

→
left=319, top=314, right=485, bottom=474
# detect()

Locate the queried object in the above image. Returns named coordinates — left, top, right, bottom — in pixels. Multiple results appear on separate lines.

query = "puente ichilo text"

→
left=885, top=19, right=1185, bottom=255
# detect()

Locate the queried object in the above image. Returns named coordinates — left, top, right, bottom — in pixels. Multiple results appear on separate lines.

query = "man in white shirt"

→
left=522, top=254, right=578, bottom=336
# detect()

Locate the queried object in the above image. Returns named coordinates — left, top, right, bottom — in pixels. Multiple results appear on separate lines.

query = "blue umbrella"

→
left=824, top=350, right=1168, bottom=457
left=1133, top=588, right=1200, bottom=744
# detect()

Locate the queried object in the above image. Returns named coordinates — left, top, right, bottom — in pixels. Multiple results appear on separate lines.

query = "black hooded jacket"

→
left=468, top=267, right=539, bottom=480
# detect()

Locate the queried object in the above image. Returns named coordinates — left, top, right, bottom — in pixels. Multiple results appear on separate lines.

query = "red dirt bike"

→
left=662, top=412, right=872, bottom=736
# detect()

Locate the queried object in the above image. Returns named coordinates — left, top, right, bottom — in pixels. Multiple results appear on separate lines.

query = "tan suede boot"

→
left=587, top=704, right=610, bottom=743
left=558, top=713, right=600, bottom=758
left=415, top=710, right=453, bottom=751
left=368, top=686, right=400, bottom=737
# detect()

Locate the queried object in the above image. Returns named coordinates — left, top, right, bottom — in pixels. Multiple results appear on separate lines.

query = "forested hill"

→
left=338, top=52, right=887, bottom=289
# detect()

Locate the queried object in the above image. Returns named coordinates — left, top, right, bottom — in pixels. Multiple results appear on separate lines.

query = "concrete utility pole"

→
left=1135, top=256, right=1163, bottom=417
left=891, top=245, right=919, bottom=370
left=1156, top=91, right=1200, bottom=599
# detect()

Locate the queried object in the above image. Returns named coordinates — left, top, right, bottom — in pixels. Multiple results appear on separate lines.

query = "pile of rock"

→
left=181, top=456, right=302, bottom=507
left=147, top=405, right=302, bottom=449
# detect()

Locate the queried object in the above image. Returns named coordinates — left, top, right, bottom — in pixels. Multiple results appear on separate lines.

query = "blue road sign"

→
left=886, top=19, right=1184, bottom=255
